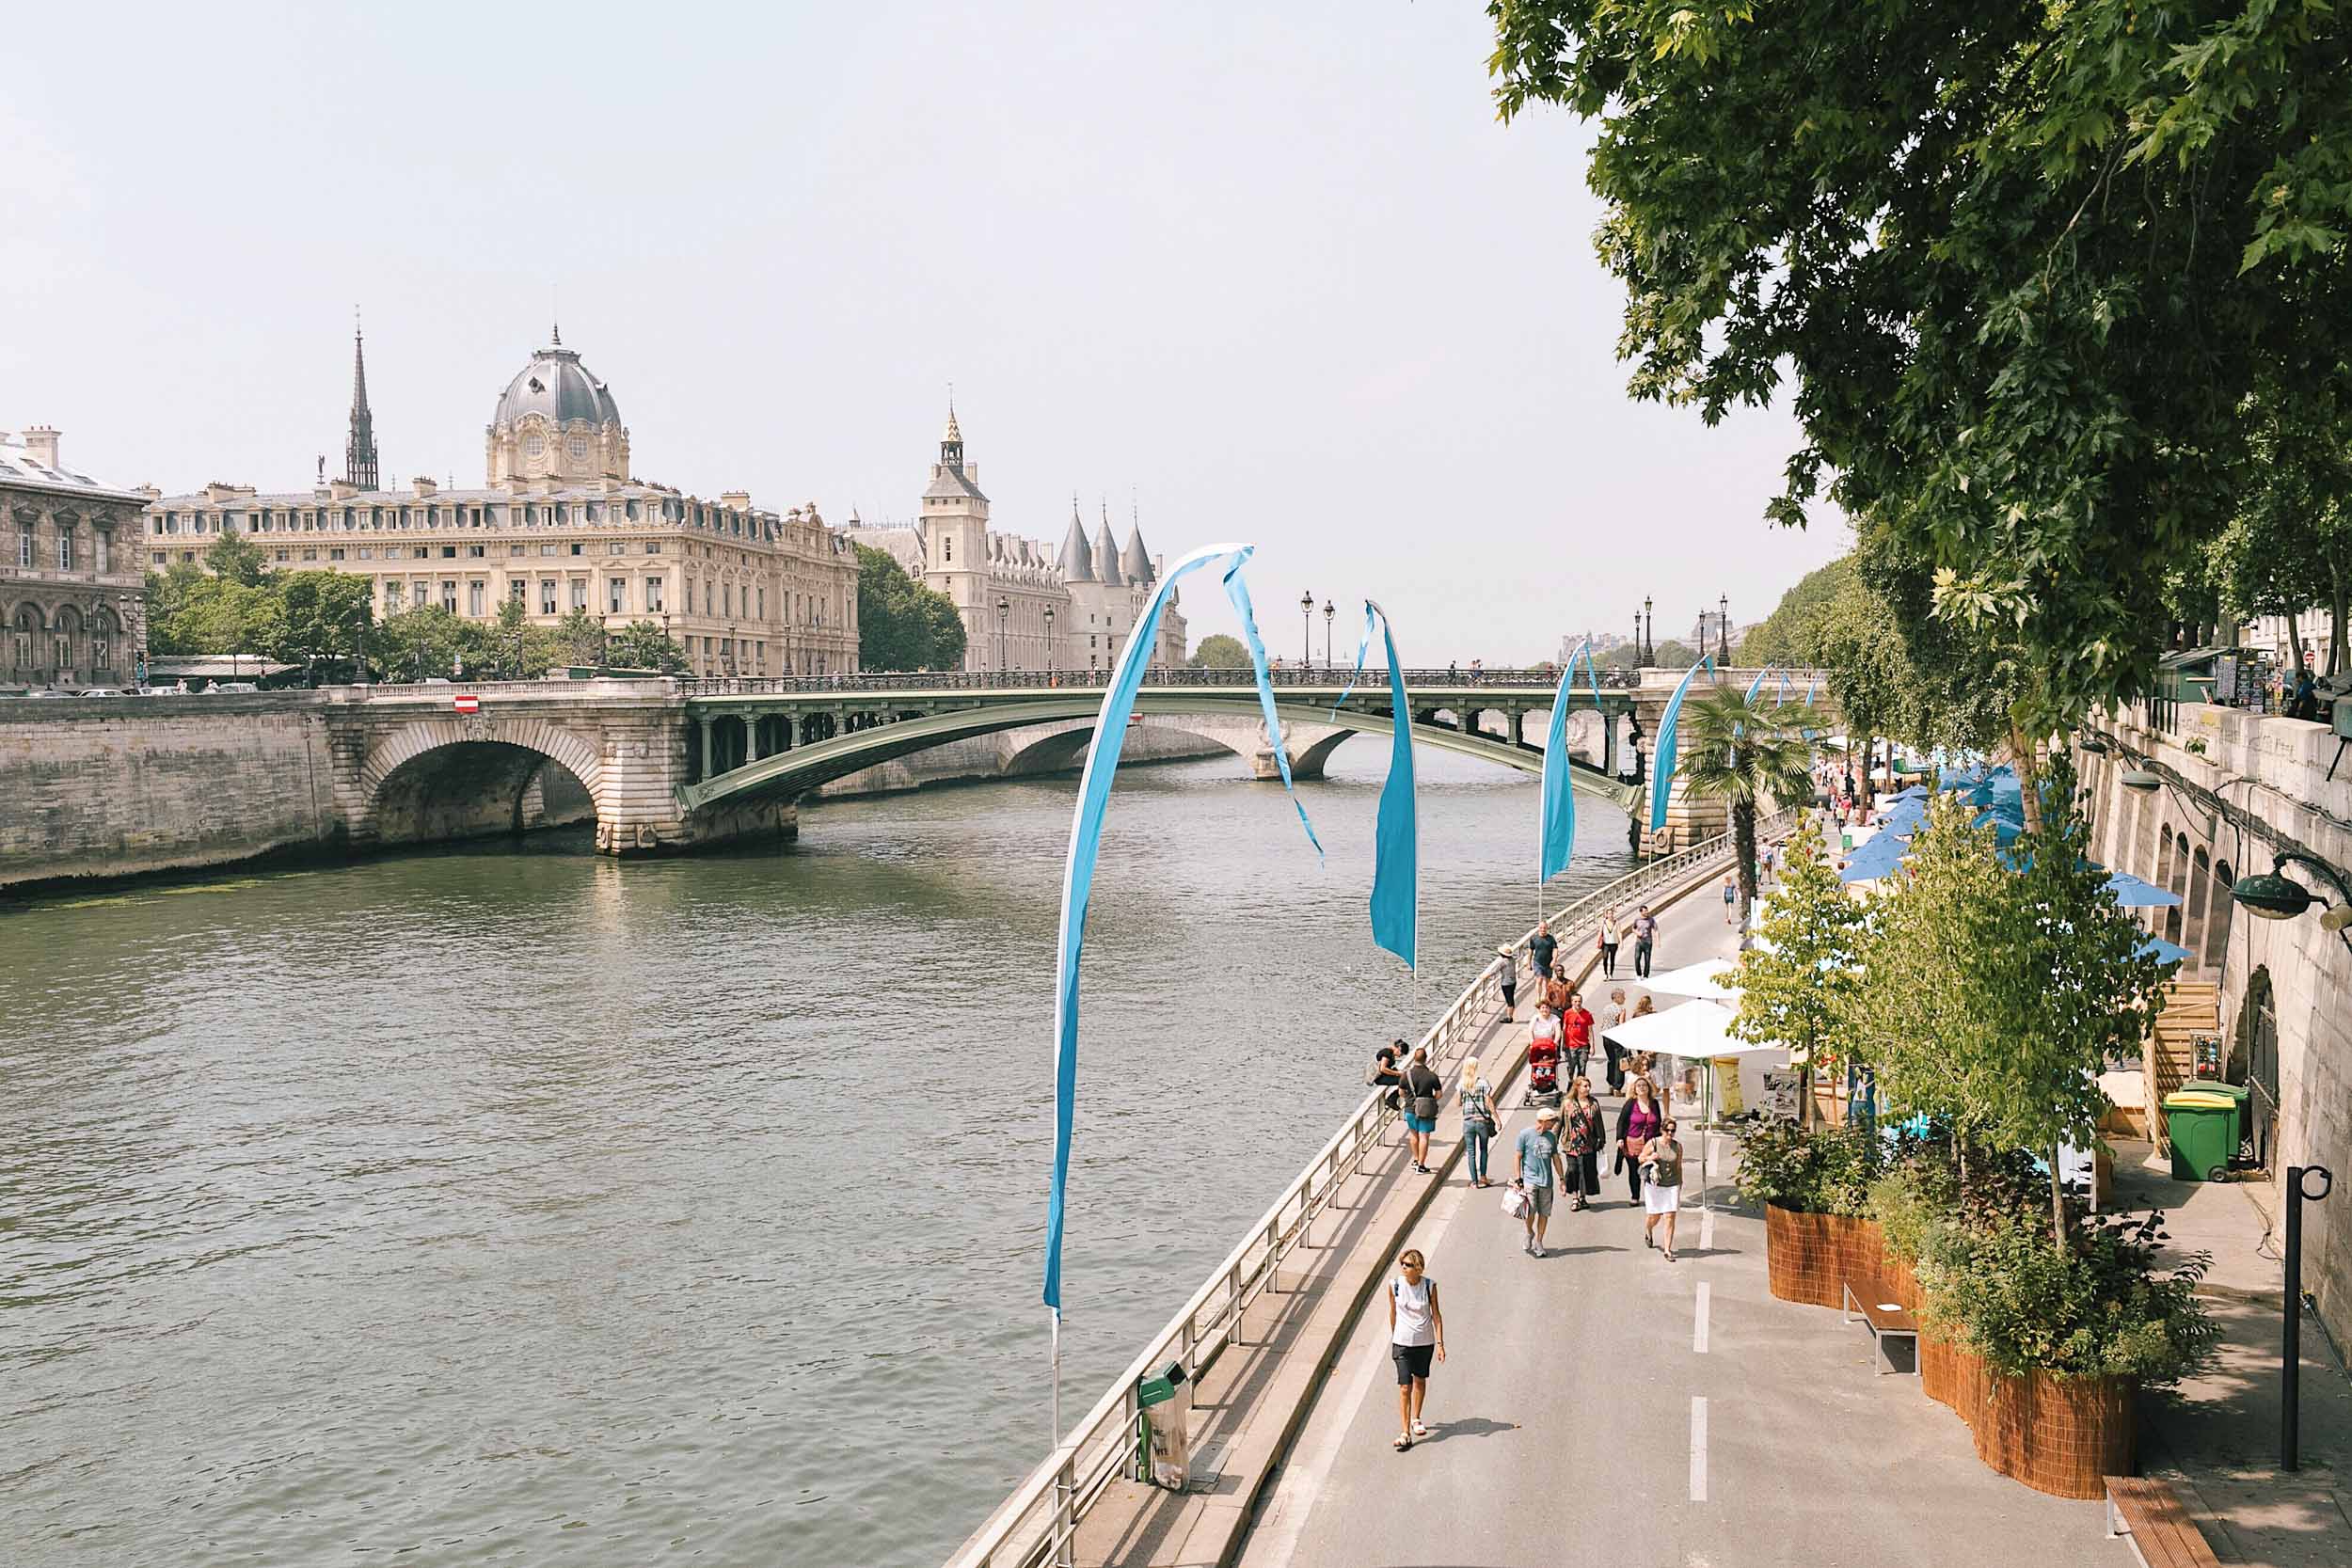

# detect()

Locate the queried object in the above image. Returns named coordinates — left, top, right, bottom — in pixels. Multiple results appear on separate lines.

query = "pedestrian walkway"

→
left=1240, top=896, right=2133, bottom=1568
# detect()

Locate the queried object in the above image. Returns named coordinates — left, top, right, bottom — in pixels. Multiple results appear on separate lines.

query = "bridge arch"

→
left=355, top=718, right=608, bottom=846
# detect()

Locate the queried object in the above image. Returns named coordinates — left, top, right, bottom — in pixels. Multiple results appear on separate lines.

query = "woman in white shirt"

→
left=1387, top=1248, right=1446, bottom=1449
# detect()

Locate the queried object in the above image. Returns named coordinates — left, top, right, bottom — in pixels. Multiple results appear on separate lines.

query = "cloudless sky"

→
left=5, top=1, right=1846, bottom=663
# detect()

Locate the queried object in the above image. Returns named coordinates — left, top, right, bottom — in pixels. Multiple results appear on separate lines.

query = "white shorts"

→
left=1644, top=1183, right=1681, bottom=1215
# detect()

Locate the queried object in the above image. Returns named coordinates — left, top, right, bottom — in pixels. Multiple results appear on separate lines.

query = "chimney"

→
left=720, top=490, right=753, bottom=510
left=24, top=425, right=60, bottom=467
left=413, top=475, right=437, bottom=496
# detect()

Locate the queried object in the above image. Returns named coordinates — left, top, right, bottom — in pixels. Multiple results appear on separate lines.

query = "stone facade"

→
left=141, top=331, right=859, bottom=679
left=2078, top=704, right=2352, bottom=1350
left=1, top=427, right=149, bottom=689
left=843, top=412, right=1186, bottom=673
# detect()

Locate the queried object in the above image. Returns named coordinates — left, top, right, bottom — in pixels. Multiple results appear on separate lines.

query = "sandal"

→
left=1411, top=1419, right=1429, bottom=1438
left=1393, top=1433, right=1412, bottom=1451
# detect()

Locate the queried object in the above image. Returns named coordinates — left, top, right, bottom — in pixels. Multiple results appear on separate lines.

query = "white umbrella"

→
left=1603, top=1002, right=1790, bottom=1208
left=1637, top=958, right=1742, bottom=1003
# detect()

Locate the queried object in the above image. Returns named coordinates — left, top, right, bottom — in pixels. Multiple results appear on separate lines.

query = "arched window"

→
left=2153, top=829, right=2178, bottom=933
left=2162, top=832, right=2187, bottom=943
left=2206, top=860, right=2234, bottom=970
left=2185, top=846, right=2213, bottom=959
left=2234, top=967, right=2279, bottom=1168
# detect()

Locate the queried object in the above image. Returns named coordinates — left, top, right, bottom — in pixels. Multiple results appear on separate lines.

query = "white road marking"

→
left=1690, top=1396, right=1708, bottom=1502
left=1692, top=1281, right=1711, bottom=1354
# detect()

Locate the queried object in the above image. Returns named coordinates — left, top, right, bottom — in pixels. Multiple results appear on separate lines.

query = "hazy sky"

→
left=6, top=2, right=1846, bottom=662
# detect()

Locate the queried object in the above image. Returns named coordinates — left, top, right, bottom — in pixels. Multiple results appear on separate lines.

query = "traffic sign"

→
left=453, top=693, right=480, bottom=714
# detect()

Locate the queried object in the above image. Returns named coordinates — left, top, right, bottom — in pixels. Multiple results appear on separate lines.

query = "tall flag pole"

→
left=1041, top=542, right=1318, bottom=1449
left=1540, top=639, right=1592, bottom=926
left=1649, top=655, right=1716, bottom=836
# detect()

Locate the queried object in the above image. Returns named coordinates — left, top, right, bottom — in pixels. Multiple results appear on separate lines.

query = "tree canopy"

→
left=855, top=545, right=967, bottom=672
left=1488, top=0, right=2352, bottom=727
left=1188, top=632, right=1248, bottom=669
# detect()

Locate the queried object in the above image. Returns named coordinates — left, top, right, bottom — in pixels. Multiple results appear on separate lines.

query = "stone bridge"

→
left=307, top=666, right=1829, bottom=859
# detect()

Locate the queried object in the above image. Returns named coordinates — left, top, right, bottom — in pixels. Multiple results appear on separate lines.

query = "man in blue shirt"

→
left=1514, top=1107, right=1565, bottom=1258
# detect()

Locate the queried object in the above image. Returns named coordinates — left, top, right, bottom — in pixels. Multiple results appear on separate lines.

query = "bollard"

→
left=2283, top=1164, right=2335, bottom=1471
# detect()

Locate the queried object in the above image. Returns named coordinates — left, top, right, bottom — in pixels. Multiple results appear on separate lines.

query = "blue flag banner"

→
left=1363, top=601, right=1418, bottom=969
left=1648, top=655, right=1715, bottom=833
left=1540, top=638, right=1591, bottom=883
left=1043, top=543, right=1318, bottom=1317
left=1804, top=671, right=1818, bottom=705
left=1745, top=665, right=1772, bottom=702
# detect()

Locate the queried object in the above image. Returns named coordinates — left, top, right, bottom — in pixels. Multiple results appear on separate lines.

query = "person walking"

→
left=1459, top=1055, right=1501, bottom=1188
left=1562, top=1077, right=1606, bottom=1211
left=1541, top=965, right=1574, bottom=1025
left=1640, top=1118, right=1686, bottom=1260
left=1600, top=988, right=1629, bottom=1094
left=1527, top=1004, right=1564, bottom=1102
left=1401, top=1046, right=1443, bottom=1175
left=1530, top=921, right=1557, bottom=984
left=1561, top=990, right=1596, bottom=1086
left=1496, top=944, right=1519, bottom=1022
left=1722, top=873, right=1739, bottom=926
left=1615, top=1076, right=1663, bottom=1203
left=1597, top=908, right=1621, bottom=978
left=1513, top=1106, right=1565, bottom=1258
left=1387, top=1248, right=1446, bottom=1449
left=1630, top=905, right=1657, bottom=978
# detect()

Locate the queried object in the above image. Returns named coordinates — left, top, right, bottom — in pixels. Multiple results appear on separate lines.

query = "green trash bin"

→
left=2164, top=1090, right=2237, bottom=1182
left=2199, top=1082, right=2249, bottom=1164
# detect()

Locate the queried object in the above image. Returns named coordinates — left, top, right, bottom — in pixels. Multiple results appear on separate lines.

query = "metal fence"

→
left=943, top=807, right=1795, bottom=1568
left=674, top=666, right=1825, bottom=699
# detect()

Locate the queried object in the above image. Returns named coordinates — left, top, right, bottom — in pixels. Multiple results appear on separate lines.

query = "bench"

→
left=1839, top=1278, right=1919, bottom=1375
left=2105, top=1476, right=2221, bottom=1568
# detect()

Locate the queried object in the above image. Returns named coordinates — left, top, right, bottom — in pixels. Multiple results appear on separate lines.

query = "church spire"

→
left=344, top=309, right=380, bottom=491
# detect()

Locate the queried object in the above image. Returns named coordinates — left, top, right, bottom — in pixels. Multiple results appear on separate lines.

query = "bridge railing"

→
left=672, top=666, right=1740, bottom=697
left=944, top=805, right=1799, bottom=1568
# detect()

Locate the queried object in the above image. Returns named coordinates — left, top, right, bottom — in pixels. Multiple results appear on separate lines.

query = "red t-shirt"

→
left=1561, top=1007, right=1594, bottom=1052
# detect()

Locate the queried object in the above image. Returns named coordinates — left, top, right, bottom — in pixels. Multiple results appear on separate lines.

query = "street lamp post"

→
left=996, top=594, right=1010, bottom=677
left=1043, top=604, right=1056, bottom=679
left=1322, top=599, right=1334, bottom=670
left=1299, top=591, right=1313, bottom=673
left=117, top=592, right=147, bottom=689
left=1643, top=595, right=1655, bottom=664
left=1718, top=593, right=1731, bottom=664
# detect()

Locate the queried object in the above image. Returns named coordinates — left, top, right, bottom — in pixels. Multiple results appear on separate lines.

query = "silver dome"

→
left=493, top=345, right=622, bottom=428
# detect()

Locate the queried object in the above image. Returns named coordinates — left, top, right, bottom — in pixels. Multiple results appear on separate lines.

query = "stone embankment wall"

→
left=2080, top=704, right=2352, bottom=1351
left=0, top=695, right=342, bottom=889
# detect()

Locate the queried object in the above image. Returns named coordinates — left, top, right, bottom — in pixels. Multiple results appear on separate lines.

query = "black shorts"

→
left=1391, top=1341, right=1434, bottom=1384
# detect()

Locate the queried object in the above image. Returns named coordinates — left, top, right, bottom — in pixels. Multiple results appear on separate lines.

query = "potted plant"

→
left=1736, top=1117, right=1885, bottom=1307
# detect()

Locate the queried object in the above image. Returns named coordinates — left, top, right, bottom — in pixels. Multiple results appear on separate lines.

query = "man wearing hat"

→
left=1513, top=1106, right=1567, bottom=1258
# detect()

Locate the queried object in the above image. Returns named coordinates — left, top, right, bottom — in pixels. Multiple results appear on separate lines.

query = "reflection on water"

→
left=0, top=749, right=1629, bottom=1567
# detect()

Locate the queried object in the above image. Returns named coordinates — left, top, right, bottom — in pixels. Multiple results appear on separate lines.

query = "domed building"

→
left=142, top=324, right=859, bottom=678
left=485, top=333, right=631, bottom=487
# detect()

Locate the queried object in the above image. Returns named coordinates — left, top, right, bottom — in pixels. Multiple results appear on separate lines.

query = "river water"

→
left=0, top=748, right=1631, bottom=1567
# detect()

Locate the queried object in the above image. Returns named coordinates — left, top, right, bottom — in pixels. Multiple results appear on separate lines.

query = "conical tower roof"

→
left=1120, top=515, right=1153, bottom=584
left=1092, top=505, right=1123, bottom=586
left=1057, top=497, right=1093, bottom=580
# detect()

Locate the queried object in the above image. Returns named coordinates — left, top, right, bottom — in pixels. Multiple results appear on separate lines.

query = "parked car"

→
left=208, top=681, right=260, bottom=693
left=77, top=688, right=126, bottom=698
left=136, top=686, right=181, bottom=697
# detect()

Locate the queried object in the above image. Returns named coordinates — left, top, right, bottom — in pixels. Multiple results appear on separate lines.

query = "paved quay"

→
left=1239, top=892, right=2133, bottom=1568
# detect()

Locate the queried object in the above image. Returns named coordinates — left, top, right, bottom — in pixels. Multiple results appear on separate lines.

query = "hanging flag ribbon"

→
left=1331, top=602, right=1418, bottom=967
left=1744, top=665, right=1772, bottom=702
left=1043, top=543, right=1318, bottom=1319
left=1777, top=668, right=1793, bottom=705
left=1540, top=638, right=1591, bottom=883
left=1648, top=655, right=1716, bottom=833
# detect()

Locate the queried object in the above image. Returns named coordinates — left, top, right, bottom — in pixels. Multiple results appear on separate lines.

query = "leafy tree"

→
left=204, top=531, right=270, bottom=587
left=1735, top=558, right=1856, bottom=669
left=854, top=544, right=968, bottom=671
left=1188, top=632, right=1249, bottom=669
left=1843, top=762, right=2169, bottom=1249
left=607, top=620, right=689, bottom=673
left=2207, top=391, right=2352, bottom=676
left=1675, top=686, right=1817, bottom=932
left=377, top=606, right=481, bottom=682
left=552, top=609, right=607, bottom=668
left=269, top=572, right=374, bottom=673
left=1730, top=816, right=1865, bottom=1126
left=1486, top=0, right=2352, bottom=732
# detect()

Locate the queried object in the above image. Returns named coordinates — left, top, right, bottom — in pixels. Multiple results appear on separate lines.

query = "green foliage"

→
left=1677, top=686, right=1818, bottom=924
left=268, top=572, right=374, bottom=666
left=1486, top=0, right=2352, bottom=728
left=552, top=609, right=607, bottom=668
left=606, top=620, right=689, bottom=673
left=475, top=596, right=561, bottom=681
left=143, top=564, right=283, bottom=658
left=1733, top=1118, right=1882, bottom=1217
left=203, top=532, right=269, bottom=588
left=855, top=545, right=967, bottom=671
left=1732, top=816, right=1864, bottom=1074
left=1734, top=558, right=1855, bottom=668
left=1189, top=632, right=1249, bottom=669
left=376, top=607, right=480, bottom=682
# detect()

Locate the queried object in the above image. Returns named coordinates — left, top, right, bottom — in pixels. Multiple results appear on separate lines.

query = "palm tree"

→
left=1677, top=687, right=1820, bottom=939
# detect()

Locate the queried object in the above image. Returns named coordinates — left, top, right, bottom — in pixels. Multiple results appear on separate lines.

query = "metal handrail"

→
left=677, top=666, right=1820, bottom=698
left=943, top=806, right=1795, bottom=1568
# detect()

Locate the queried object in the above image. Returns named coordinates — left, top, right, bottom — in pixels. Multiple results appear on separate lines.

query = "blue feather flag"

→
left=1332, top=602, right=1418, bottom=967
left=1043, top=544, right=1318, bottom=1317
left=1744, top=665, right=1771, bottom=701
left=1648, top=655, right=1715, bottom=833
left=1540, top=639, right=1591, bottom=883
